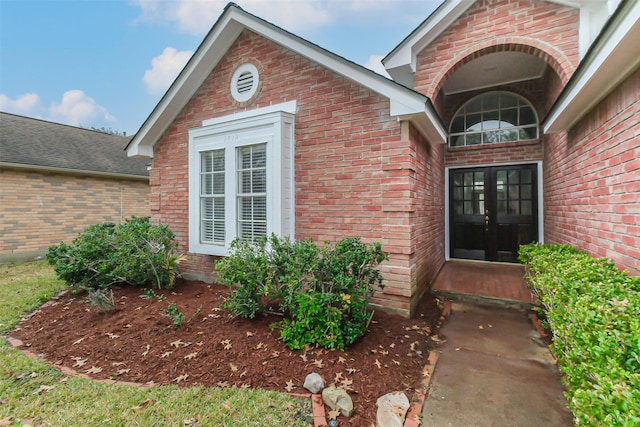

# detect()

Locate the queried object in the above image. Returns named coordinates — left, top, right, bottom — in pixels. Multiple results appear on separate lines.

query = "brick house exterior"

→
left=127, top=0, right=639, bottom=316
left=1, top=113, right=150, bottom=263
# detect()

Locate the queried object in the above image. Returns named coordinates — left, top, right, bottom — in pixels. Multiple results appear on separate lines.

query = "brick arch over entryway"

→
left=427, top=38, right=574, bottom=102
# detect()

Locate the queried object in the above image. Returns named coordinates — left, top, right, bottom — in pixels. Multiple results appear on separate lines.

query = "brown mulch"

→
left=11, top=279, right=444, bottom=426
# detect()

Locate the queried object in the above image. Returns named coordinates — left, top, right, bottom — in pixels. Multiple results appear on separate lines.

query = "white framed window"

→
left=449, top=91, right=539, bottom=147
left=188, top=101, right=296, bottom=256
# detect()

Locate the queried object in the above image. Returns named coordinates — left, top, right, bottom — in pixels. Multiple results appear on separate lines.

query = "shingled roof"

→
left=1, top=112, right=148, bottom=179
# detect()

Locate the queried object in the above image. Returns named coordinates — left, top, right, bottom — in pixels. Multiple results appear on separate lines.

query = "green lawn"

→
left=0, top=261, right=311, bottom=427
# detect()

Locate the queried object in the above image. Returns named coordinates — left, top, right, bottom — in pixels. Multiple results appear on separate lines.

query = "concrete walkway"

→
left=421, top=302, right=574, bottom=427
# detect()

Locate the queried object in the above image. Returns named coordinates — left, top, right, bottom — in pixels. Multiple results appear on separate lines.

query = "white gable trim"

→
left=383, top=0, right=472, bottom=87
left=127, top=4, right=446, bottom=159
left=383, top=0, right=614, bottom=89
left=544, top=0, right=640, bottom=133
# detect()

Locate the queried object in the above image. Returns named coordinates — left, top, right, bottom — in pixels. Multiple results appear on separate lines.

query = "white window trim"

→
left=188, top=102, right=296, bottom=256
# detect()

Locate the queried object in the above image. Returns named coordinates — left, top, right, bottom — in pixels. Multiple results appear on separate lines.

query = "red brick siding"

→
left=544, top=69, right=640, bottom=275
left=445, top=139, right=544, bottom=167
left=0, top=169, right=149, bottom=262
left=416, top=0, right=580, bottom=106
left=151, top=30, right=441, bottom=315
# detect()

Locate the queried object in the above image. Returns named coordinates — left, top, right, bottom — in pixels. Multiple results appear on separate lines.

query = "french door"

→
left=449, top=164, right=538, bottom=262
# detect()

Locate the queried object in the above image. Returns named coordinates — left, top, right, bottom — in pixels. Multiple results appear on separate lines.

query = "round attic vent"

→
left=231, top=63, right=259, bottom=102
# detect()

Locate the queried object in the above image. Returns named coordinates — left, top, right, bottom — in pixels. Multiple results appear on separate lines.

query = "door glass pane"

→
left=522, top=184, right=532, bottom=199
left=522, top=200, right=532, bottom=215
left=464, top=172, right=473, bottom=186
left=464, top=201, right=473, bottom=215
left=454, top=187, right=463, bottom=200
left=521, top=169, right=532, bottom=184
left=508, top=170, right=520, bottom=184
left=508, top=185, right=519, bottom=200
left=454, top=201, right=463, bottom=215
left=497, top=200, right=507, bottom=215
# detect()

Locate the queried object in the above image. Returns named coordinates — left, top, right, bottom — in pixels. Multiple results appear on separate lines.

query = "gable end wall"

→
left=152, top=30, right=442, bottom=316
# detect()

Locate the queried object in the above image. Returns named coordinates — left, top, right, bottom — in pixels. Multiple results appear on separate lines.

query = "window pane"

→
left=448, top=92, right=538, bottom=147
left=520, top=106, right=536, bottom=125
left=508, top=185, right=519, bottom=200
left=501, top=108, right=518, bottom=127
left=466, top=97, right=482, bottom=113
left=466, top=113, right=482, bottom=131
left=252, top=170, right=266, bottom=193
left=467, top=133, right=481, bottom=145
left=482, top=110, right=500, bottom=129
left=497, top=200, right=507, bottom=215
left=451, top=116, right=465, bottom=133
left=237, top=143, right=267, bottom=242
left=200, top=149, right=225, bottom=244
left=483, top=92, right=499, bottom=110
left=501, top=93, right=518, bottom=108
left=508, top=170, right=520, bottom=184
left=450, top=134, right=465, bottom=146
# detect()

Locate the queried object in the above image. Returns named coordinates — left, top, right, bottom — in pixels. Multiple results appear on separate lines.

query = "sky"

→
left=1, top=0, right=443, bottom=136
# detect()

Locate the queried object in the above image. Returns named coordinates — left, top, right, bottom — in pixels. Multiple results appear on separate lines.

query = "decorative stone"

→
left=322, top=385, right=354, bottom=417
left=303, top=372, right=325, bottom=394
left=376, top=392, right=410, bottom=427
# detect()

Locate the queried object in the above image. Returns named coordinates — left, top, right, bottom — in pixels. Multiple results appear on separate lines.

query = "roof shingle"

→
left=0, top=112, right=148, bottom=178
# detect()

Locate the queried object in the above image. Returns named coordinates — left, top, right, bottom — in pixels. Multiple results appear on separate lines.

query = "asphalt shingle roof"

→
left=0, top=112, right=149, bottom=178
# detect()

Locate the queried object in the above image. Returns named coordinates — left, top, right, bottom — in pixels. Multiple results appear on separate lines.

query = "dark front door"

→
left=450, top=164, right=538, bottom=262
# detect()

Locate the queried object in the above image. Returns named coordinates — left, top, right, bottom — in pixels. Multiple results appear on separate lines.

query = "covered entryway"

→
left=449, top=163, right=538, bottom=262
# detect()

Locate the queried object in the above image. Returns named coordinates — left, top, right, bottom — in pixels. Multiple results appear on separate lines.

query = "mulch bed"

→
left=11, top=279, right=443, bottom=426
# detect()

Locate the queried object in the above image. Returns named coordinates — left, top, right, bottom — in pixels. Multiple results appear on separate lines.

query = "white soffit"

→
left=544, top=0, right=640, bottom=133
left=442, top=52, right=548, bottom=95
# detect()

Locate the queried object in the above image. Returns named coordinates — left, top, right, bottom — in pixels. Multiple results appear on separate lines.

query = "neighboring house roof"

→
left=383, top=0, right=619, bottom=87
left=126, top=2, right=447, bottom=159
left=0, top=112, right=149, bottom=179
left=544, top=0, right=640, bottom=132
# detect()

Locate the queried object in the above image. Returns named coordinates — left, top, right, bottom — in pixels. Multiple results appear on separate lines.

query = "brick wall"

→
left=544, top=69, right=640, bottom=275
left=150, top=29, right=445, bottom=315
left=0, top=168, right=150, bottom=263
left=445, top=139, right=544, bottom=167
left=414, top=0, right=580, bottom=110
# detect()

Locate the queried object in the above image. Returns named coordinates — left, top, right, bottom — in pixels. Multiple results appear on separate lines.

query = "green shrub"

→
left=217, top=234, right=387, bottom=350
left=46, top=216, right=183, bottom=290
left=519, top=243, right=640, bottom=426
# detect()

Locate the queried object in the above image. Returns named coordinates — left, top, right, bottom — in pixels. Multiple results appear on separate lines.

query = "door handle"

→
left=485, top=210, right=490, bottom=231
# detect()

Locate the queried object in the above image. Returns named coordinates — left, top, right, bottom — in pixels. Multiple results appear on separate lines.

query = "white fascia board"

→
left=391, top=98, right=447, bottom=144
left=230, top=8, right=446, bottom=142
left=383, top=1, right=472, bottom=75
left=127, top=14, right=244, bottom=159
left=544, top=1, right=640, bottom=133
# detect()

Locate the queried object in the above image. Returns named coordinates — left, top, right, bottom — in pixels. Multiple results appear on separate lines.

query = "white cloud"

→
left=2, top=91, right=117, bottom=128
left=0, top=93, right=42, bottom=116
left=49, top=90, right=116, bottom=126
left=364, top=55, right=390, bottom=77
left=143, top=47, right=194, bottom=95
left=132, top=0, right=429, bottom=35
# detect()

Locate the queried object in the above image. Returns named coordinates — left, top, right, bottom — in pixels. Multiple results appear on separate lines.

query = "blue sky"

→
left=1, top=0, right=441, bottom=135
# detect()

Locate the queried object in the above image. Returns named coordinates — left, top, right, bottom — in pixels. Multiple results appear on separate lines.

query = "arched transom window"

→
left=449, top=92, right=538, bottom=147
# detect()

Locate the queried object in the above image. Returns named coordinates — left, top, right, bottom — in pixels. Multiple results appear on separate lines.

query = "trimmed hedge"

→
left=519, top=243, right=640, bottom=426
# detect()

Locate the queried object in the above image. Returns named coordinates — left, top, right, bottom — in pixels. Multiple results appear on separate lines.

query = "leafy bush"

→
left=519, top=243, right=640, bottom=426
left=217, top=234, right=388, bottom=350
left=46, top=216, right=183, bottom=290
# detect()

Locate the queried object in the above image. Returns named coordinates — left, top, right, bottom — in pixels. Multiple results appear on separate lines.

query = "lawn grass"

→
left=0, top=261, right=311, bottom=427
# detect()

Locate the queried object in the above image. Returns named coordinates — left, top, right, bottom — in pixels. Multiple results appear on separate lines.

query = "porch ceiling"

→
left=441, top=52, right=548, bottom=95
